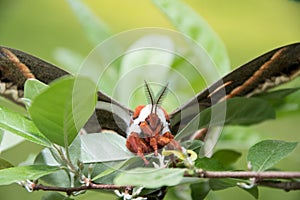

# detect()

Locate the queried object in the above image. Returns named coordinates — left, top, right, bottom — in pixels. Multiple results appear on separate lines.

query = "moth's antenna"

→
left=144, top=80, right=155, bottom=112
left=154, top=82, right=169, bottom=113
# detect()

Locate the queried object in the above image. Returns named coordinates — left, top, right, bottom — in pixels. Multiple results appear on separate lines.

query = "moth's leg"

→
left=126, top=132, right=150, bottom=164
left=149, top=137, right=158, bottom=156
left=166, top=139, right=182, bottom=151
left=160, top=132, right=182, bottom=151
left=156, top=131, right=173, bottom=146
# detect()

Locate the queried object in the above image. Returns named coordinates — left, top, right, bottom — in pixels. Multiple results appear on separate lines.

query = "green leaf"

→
left=0, top=96, right=27, bottom=115
left=67, top=0, right=110, bottom=45
left=0, top=106, right=51, bottom=147
left=92, top=158, right=137, bottom=181
left=195, top=157, right=224, bottom=171
left=221, top=98, right=275, bottom=125
left=41, top=170, right=71, bottom=187
left=87, top=163, right=118, bottom=184
left=68, top=134, right=82, bottom=164
left=91, top=162, right=124, bottom=181
left=0, top=165, right=60, bottom=186
left=0, top=158, right=13, bottom=169
left=152, top=0, right=230, bottom=75
left=19, top=153, right=38, bottom=166
left=91, top=157, right=145, bottom=184
left=0, top=128, right=3, bottom=143
left=190, top=181, right=210, bottom=200
left=284, top=89, right=300, bottom=112
left=114, top=168, right=185, bottom=188
left=209, top=178, right=259, bottom=199
left=209, top=178, right=237, bottom=191
left=255, top=88, right=300, bottom=110
left=182, top=139, right=203, bottom=151
left=35, top=148, right=60, bottom=166
left=220, top=126, right=263, bottom=149
left=247, top=140, right=298, bottom=171
left=164, top=184, right=193, bottom=200
left=80, top=132, right=134, bottom=163
left=29, top=76, right=97, bottom=147
left=0, top=131, right=25, bottom=152
left=255, top=88, right=300, bottom=103
left=254, top=88, right=300, bottom=115
left=42, top=192, right=74, bottom=200
left=24, top=79, right=48, bottom=100
left=176, top=97, right=275, bottom=140
left=212, top=149, right=241, bottom=168
left=240, top=185, right=259, bottom=199
left=34, top=149, right=71, bottom=187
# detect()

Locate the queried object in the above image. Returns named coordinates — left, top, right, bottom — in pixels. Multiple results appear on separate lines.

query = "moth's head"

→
left=132, top=104, right=169, bottom=127
left=132, top=81, right=169, bottom=122
left=128, top=82, right=170, bottom=134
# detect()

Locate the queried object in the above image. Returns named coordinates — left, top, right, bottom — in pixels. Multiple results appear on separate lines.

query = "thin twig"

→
left=192, top=169, right=300, bottom=191
left=32, top=182, right=132, bottom=196
left=29, top=170, right=300, bottom=195
left=194, top=169, right=300, bottom=179
left=257, top=180, right=300, bottom=191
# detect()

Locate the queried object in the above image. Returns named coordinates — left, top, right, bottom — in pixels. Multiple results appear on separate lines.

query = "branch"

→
left=193, top=169, right=300, bottom=191
left=25, top=170, right=300, bottom=196
left=257, top=180, right=300, bottom=191
left=31, top=182, right=132, bottom=196
left=194, top=170, right=300, bottom=179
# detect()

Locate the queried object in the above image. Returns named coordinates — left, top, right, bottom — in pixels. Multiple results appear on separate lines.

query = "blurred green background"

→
left=0, top=0, right=300, bottom=199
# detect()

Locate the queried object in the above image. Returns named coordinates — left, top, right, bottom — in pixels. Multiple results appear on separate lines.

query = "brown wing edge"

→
left=0, top=46, right=132, bottom=136
left=170, top=42, right=300, bottom=134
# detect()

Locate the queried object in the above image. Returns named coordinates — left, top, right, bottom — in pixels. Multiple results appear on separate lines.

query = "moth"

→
left=1, top=43, right=300, bottom=164
left=126, top=82, right=182, bottom=164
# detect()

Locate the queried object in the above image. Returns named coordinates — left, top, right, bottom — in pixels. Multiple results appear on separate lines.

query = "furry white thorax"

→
left=126, top=104, right=170, bottom=137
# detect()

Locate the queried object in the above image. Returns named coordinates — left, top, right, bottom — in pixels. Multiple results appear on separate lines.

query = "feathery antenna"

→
left=144, top=80, right=155, bottom=112
left=144, top=81, right=169, bottom=113
left=154, top=83, right=169, bottom=113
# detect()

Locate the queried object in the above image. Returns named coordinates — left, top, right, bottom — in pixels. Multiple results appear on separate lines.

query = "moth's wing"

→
left=0, top=46, right=132, bottom=136
left=0, top=46, right=68, bottom=104
left=170, top=42, right=300, bottom=134
left=94, top=92, right=133, bottom=137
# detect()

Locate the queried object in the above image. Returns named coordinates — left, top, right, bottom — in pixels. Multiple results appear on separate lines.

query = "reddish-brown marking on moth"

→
left=207, top=81, right=232, bottom=98
left=224, top=48, right=285, bottom=100
left=1, top=48, right=35, bottom=80
left=132, top=105, right=145, bottom=119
